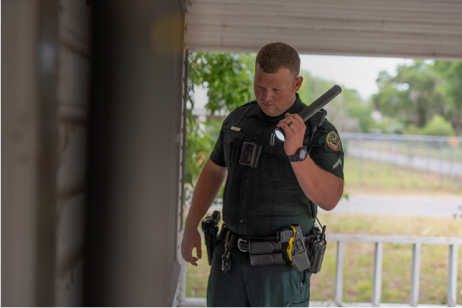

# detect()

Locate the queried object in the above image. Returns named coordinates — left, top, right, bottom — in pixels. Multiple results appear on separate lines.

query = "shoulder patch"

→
left=326, top=131, right=341, bottom=151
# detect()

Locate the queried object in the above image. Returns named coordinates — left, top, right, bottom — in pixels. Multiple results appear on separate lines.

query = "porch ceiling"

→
left=184, top=0, right=462, bottom=60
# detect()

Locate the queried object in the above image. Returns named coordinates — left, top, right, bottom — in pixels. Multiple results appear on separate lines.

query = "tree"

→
left=403, top=115, right=455, bottom=136
left=188, top=52, right=255, bottom=112
left=433, top=61, right=462, bottom=135
left=373, top=61, right=440, bottom=128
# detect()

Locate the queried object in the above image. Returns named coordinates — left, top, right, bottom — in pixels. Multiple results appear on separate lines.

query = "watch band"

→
left=287, top=146, right=307, bottom=162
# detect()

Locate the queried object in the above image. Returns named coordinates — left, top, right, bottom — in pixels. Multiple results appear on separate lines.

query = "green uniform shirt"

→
left=210, top=93, right=344, bottom=238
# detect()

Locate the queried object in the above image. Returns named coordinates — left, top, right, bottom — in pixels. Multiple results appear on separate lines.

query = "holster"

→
left=201, top=211, right=221, bottom=265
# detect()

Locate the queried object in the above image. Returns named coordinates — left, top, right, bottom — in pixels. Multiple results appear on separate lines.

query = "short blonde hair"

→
left=256, top=42, right=300, bottom=80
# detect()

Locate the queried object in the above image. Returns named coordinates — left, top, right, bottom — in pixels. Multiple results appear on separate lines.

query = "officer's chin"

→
left=259, top=103, right=279, bottom=117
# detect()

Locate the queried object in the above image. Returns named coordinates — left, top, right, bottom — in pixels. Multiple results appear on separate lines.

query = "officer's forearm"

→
left=291, top=157, right=344, bottom=211
left=185, top=159, right=227, bottom=231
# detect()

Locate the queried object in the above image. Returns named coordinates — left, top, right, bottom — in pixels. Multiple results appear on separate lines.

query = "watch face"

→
left=299, top=149, right=307, bottom=160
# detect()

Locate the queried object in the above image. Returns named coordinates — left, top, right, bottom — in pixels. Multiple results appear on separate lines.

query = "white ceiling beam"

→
left=185, top=0, right=462, bottom=60
left=186, top=15, right=462, bottom=36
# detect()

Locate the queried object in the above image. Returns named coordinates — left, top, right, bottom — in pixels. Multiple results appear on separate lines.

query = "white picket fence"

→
left=180, top=234, right=461, bottom=307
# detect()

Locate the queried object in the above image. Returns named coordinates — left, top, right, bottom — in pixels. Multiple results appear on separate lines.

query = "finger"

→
left=292, top=113, right=304, bottom=125
left=277, top=121, right=294, bottom=137
left=191, top=257, right=198, bottom=267
left=284, top=114, right=305, bottom=130
left=278, top=115, right=293, bottom=127
left=278, top=118, right=297, bottom=131
left=285, top=113, right=302, bottom=125
left=182, top=242, right=197, bottom=265
left=182, top=248, right=192, bottom=263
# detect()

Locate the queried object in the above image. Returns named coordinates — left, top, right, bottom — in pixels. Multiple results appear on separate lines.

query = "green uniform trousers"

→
left=207, top=241, right=311, bottom=307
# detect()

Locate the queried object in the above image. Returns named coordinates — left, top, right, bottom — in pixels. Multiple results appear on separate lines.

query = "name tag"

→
left=231, top=126, right=241, bottom=131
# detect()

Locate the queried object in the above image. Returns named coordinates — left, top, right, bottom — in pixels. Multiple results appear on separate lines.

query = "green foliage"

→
left=402, top=124, right=421, bottom=135
left=185, top=52, right=255, bottom=198
left=432, top=61, right=462, bottom=135
left=373, top=116, right=406, bottom=134
left=347, top=93, right=375, bottom=133
left=403, top=115, right=455, bottom=136
left=185, top=115, right=221, bottom=186
left=188, top=52, right=255, bottom=112
left=373, top=61, right=439, bottom=128
left=373, top=60, right=462, bottom=136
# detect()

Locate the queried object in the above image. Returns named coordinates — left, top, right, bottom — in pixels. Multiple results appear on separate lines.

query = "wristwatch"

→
left=287, top=146, right=308, bottom=162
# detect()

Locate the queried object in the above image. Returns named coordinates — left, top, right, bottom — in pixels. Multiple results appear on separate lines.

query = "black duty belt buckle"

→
left=237, top=238, right=248, bottom=252
left=239, top=142, right=262, bottom=168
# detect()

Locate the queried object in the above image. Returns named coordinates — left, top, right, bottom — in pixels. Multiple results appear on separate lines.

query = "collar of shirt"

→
left=245, top=93, right=306, bottom=123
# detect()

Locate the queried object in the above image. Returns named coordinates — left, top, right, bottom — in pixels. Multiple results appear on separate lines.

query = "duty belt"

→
left=218, top=224, right=316, bottom=273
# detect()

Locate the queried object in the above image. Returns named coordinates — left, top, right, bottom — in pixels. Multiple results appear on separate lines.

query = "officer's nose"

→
left=263, top=89, right=272, bottom=102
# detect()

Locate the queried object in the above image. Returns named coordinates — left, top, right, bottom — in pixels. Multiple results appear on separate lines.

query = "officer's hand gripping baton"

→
left=275, top=84, right=342, bottom=141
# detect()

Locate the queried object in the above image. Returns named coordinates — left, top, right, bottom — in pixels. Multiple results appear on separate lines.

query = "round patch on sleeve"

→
left=326, top=131, right=341, bottom=151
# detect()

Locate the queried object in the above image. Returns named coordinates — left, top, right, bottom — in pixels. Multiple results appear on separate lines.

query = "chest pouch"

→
left=239, top=142, right=262, bottom=168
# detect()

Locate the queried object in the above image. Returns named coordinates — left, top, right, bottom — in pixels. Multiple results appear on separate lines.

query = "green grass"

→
left=344, top=157, right=462, bottom=196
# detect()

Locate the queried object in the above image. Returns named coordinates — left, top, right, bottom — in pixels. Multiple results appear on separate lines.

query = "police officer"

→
left=181, top=42, right=344, bottom=307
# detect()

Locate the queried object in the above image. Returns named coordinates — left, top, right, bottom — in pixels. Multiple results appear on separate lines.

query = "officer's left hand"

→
left=277, top=113, right=306, bottom=156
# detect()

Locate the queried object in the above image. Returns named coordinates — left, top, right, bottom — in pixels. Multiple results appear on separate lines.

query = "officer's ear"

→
left=294, top=76, right=303, bottom=92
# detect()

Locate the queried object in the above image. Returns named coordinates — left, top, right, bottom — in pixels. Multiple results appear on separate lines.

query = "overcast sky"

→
left=300, top=54, right=414, bottom=100
left=193, top=55, right=415, bottom=108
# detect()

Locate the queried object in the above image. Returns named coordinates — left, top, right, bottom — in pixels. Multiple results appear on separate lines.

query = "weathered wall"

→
left=55, top=0, right=91, bottom=305
left=2, top=0, right=59, bottom=306
left=2, top=1, right=91, bottom=306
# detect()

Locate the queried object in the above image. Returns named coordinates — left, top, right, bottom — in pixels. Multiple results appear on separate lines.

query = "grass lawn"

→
left=344, top=157, right=462, bottom=196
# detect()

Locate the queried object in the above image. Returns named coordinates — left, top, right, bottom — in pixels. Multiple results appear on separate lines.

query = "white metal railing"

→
left=329, top=234, right=461, bottom=307
left=180, top=235, right=462, bottom=307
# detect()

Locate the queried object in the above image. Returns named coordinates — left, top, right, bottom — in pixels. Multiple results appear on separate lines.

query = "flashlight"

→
left=275, top=85, right=342, bottom=141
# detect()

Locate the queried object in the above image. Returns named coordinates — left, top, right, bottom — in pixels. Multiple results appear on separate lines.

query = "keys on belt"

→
left=221, top=231, right=232, bottom=273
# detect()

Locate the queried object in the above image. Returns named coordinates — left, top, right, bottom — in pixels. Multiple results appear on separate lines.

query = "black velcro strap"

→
left=249, top=241, right=284, bottom=254
left=249, top=253, right=285, bottom=266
